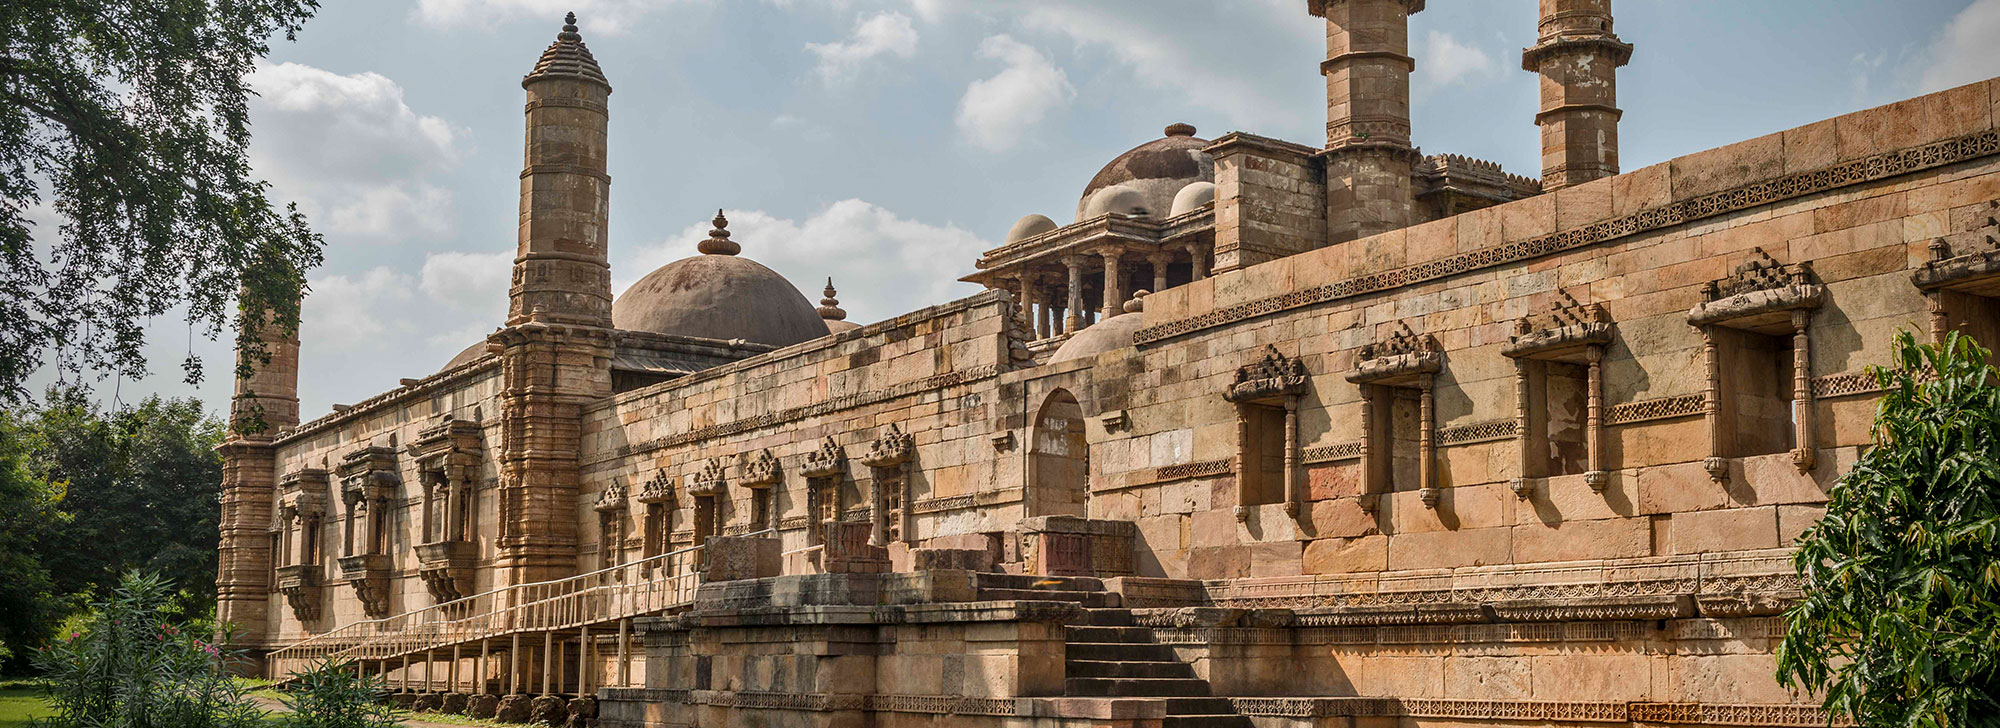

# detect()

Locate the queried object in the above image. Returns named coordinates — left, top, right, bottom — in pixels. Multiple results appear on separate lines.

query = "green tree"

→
left=0, top=408, right=64, bottom=670
left=1778, top=331, right=2000, bottom=727
left=34, top=571, right=266, bottom=728
left=22, top=386, right=224, bottom=614
left=0, top=0, right=324, bottom=403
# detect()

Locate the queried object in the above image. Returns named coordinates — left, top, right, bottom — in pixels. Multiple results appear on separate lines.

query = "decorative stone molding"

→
left=594, top=480, right=628, bottom=513
left=413, top=542, right=475, bottom=603
left=636, top=469, right=676, bottom=505
left=1135, top=129, right=2000, bottom=346
left=1606, top=393, right=1706, bottom=424
left=1224, top=345, right=1309, bottom=403
left=1505, top=292, right=1615, bottom=496
left=274, top=564, right=321, bottom=623
left=1018, top=516, right=1135, bottom=577
left=1914, top=201, right=2000, bottom=344
left=409, top=415, right=479, bottom=604
left=1348, top=324, right=1444, bottom=510
left=1302, top=441, right=1362, bottom=463
left=740, top=449, right=780, bottom=489
left=1153, top=458, right=1234, bottom=483
left=861, top=424, right=914, bottom=468
left=688, top=459, right=727, bottom=497
left=335, top=553, right=392, bottom=618
left=1098, top=410, right=1130, bottom=432
left=1436, top=419, right=1517, bottom=447
left=800, top=437, right=846, bottom=479
left=1811, top=370, right=1888, bottom=399
left=1689, top=248, right=1826, bottom=481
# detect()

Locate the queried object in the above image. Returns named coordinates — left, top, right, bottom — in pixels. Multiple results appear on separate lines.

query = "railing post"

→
left=508, top=632, right=520, bottom=695
left=579, top=623, right=591, bottom=697
left=617, top=618, right=631, bottom=687
left=542, top=631, right=554, bottom=695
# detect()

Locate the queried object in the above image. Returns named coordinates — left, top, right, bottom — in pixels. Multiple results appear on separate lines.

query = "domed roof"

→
left=442, top=341, right=491, bottom=371
left=1005, top=214, right=1058, bottom=245
left=1049, top=293, right=1149, bottom=363
left=1170, top=181, right=1216, bottom=216
left=1075, top=123, right=1212, bottom=222
left=611, top=212, right=827, bottom=348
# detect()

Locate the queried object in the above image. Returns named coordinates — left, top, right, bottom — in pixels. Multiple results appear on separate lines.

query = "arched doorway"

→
left=1029, top=389, right=1089, bottom=517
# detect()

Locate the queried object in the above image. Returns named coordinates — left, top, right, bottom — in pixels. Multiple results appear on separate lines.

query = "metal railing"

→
left=265, top=534, right=759, bottom=681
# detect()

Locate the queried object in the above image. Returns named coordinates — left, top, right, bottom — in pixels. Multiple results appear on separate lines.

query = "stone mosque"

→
left=216, top=1, right=2000, bottom=726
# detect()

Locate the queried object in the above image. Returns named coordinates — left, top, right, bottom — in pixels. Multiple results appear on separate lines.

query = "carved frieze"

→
left=801, top=437, right=847, bottom=479
left=1687, top=248, right=1824, bottom=332
left=741, top=449, right=780, bottom=489
left=1225, top=345, right=1308, bottom=403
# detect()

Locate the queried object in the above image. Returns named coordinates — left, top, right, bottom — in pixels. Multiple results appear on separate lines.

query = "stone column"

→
left=1584, top=347, right=1607, bottom=492
left=1100, top=249, right=1124, bottom=318
left=1523, top=0, right=1632, bottom=190
left=1186, top=242, right=1209, bottom=280
left=1418, top=374, right=1438, bottom=509
left=1791, top=310, right=1816, bottom=473
left=1312, top=0, right=1422, bottom=243
left=1037, top=288, right=1053, bottom=339
left=1063, top=256, right=1086, bottom=332
left=1701, top=327, right=1727, bottom=483
left=1511, top=357, right=1533, bottom=500
left=1358, top=387, right=1377, bottom=513
left=1149, top=251, right=1172, bottom=294
left=1283, top=395, right=1302, bottom=519
left=1233, top=408, right=1251, bottom=522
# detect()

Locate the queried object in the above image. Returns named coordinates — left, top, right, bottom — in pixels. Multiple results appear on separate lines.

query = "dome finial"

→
left=697, top=210, right=740, bottom=255
left=818, top=278, right=848, bottom=321
left=1124, top=290, right=1148, bottom=314
left=558, top=12, right=581, bottom=42
left=1164, top=122, right=1196, bottom=137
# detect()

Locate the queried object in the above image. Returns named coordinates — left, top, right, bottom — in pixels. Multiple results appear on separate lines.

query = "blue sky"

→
left=42, top=0, right=2000, bottom=418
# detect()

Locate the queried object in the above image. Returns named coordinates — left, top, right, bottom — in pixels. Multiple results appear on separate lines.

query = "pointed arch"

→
left=1029, top=388, right=1089, bottom=517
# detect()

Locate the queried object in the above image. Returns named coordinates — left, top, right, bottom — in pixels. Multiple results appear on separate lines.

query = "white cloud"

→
left=1417, top=30, right=1497, bottom=90
left=420, top=251, right=515, bottom=317
left=956, top=35, right=1075, bottom=152
left=302, top=268, right=419, bottom=353
left=1918, top=0, right=2000, bottom=92
left=621, top=200, right=990, bottom=324
left=248, top=62, right=463, bottom=245
left=807, top=12, right=920, bottom=82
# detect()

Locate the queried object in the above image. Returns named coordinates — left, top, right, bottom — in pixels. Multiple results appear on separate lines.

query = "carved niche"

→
left=410, top=415, right=482, bottom=605
left=592, top=479, right=629, bottom=570
left=800, top=437, right=848, bottom=545
left=860, top=424, right=915, bottom=546
left=275, top=469, right=330, bottom=623
left=635, top=470, right=676, bottom=567
left=1912, top=200, right=2000, bottom=343
left=1686, top=248, right=1825, bottom=482
left=334, top=446, right=399, bottom=618
left=687, top=459, right=726, bottom=545
left=1346, top=323, right=1445, bottom=510
left=1503, top=291, right=1615, bottom=497
left=739, top=449, right=781, bottom=531
left=1223, top=345, right=1310, bottom=522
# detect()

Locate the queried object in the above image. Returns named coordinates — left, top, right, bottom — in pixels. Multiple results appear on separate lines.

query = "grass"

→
left=0, top=685, right=50, bottom=728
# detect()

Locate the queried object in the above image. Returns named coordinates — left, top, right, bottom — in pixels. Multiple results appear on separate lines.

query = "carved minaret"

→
left=1522, top=0, right=1632, bottom=190
left=215, top=288, right=302, bottom=654
left=1311, top=0, right=1423, bottom=244
left=492, top=13, right=615, bottom=585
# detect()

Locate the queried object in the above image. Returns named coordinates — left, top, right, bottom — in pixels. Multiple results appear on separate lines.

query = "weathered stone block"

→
left=468, top=693, right=499, bottom=720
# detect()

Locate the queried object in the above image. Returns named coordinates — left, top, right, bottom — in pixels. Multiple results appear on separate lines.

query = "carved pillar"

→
left=1358, top=387, right=1377, bottom=513
left=1701, top=326, right=1726, bottom=483
left=1063, top=256, right=1085, bottom=332
left=1791, top=310, right=1816, bottom=473
left=1037, top=287, right=1053, bottom=339
left=1585, top=346, right=1607, bottom=491
left=1186, top=242, right=1209, bottom=281
left=1100, top=249, right=1124, bottom=318
left=1149, top=251, right=1172, bottom=294
left=1283, top=395, right=1301, bottom=517
left=1927, top=292, right=1948, bottom=345
left=1233, top=408, right=1251, bottom=523
left=1511, top=356, right=1533, bottom=500
left=1418, top=374, right=1437, bottom=509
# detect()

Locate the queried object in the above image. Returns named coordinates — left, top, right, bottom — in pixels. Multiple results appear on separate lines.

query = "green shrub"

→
left=31, top=572, right=263, bottom=728
left=1778, top=331, right=2000, bottom=727
left=277, top=658, right=399, bottom=728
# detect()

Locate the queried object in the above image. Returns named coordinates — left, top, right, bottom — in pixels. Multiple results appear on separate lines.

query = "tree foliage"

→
left=0, top=407, right=64, bottom=668
left=1778, top=330, right=2000, bottom=727
left=33, top=571, right=265, bottom=728
left=0, top=0, right=324, bottom=402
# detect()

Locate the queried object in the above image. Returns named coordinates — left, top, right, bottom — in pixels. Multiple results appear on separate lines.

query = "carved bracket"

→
left=1687, top=248, right=1824, bottom=332
left=861, top=424, right=914, bottom=468
left=1912, top=200, right=2000, bottom=292
left=688, top=459, right=727, bottom=497
left=413, top=541, right=477, bottom=604
left=274, top=564, right=321, bottom=623
left=594, top=479, right=628, bottom=513
left=1345, top=324, right=1442, bottom=387
left=335, top=554, right=390, bottom=619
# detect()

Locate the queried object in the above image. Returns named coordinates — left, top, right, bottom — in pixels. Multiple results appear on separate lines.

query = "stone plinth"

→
left=700, top=535, right=780, bottom=582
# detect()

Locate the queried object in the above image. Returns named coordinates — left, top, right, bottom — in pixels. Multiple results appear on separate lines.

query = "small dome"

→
left=442, top=341, right=492, bottom=371
left=1170, top=181, right=1216, bottom=216
left=1080, top=186, right=1150, bottom=219
left=1005, top=214, right=1059, bottom=244
left=1076, top=123, right=1213, bottom=222
left=1049, top=292, right=1148, bottom=363
left=612, top=212, right=827, bottom=348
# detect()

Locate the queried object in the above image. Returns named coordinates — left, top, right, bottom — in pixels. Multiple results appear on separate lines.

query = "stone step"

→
left=974, top=573, right=1107, bottom=592
left=1064, top=641, right=1180, bottom=662
left=1064, top=677, right=1212, bottom=697
left=1163, top=715, right=1254, bottom=728
left=1079, top=608, right=1135, bottom=626
left=1065, top=625, right=1155, bottom=643
left=1163, top=698, right=1236, bottom=715
left=1064, top=659, right=1195, bottom=679
left=976, top=588, right=1117, bottom=607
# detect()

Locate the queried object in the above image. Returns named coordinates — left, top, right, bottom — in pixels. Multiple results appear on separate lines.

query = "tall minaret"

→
left=492, top=13, right=615, bottom=585
left=510, top=11, right=613, bottom=327
left=1310, top=0, right=1424, bottom=244
left=215, top=288, right=302, bottom=655
left=1522, top=0, right=1631, bottom=190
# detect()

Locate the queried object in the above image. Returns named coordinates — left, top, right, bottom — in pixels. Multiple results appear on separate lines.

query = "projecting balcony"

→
left=415, top=540, right=477, bottom=604
left=336, top=553, right=393, bottom=619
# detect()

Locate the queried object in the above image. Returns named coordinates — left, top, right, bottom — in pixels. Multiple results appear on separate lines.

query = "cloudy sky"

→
left=40, top=0, right=2000, bottom=418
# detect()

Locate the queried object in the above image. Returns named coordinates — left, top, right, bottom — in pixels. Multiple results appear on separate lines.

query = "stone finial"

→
left=698, top=210, right=741, bottom=256
left=524, top=11, right=608, bottom=88
left=1164, top=123, right=1197, bottom=138
left=1123, top=290, right=1148, bottom=314
left=819, top=278, right=848, bottom=321
left=559, top=11, right=580, bottom=41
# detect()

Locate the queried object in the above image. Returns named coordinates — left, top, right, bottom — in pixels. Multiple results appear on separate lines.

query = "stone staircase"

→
left=972, top=573, right=1249, bottom=728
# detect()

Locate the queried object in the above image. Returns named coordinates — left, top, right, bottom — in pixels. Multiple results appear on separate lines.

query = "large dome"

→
left=1075, top=123, right=1213, bottom=222
left=611, top=212, right=827, bottom=348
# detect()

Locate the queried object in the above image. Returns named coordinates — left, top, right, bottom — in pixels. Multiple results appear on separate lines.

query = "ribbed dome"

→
left=1075, top=123, right=1212, bottom=222
left=611, top=212, right=826, bottom=348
